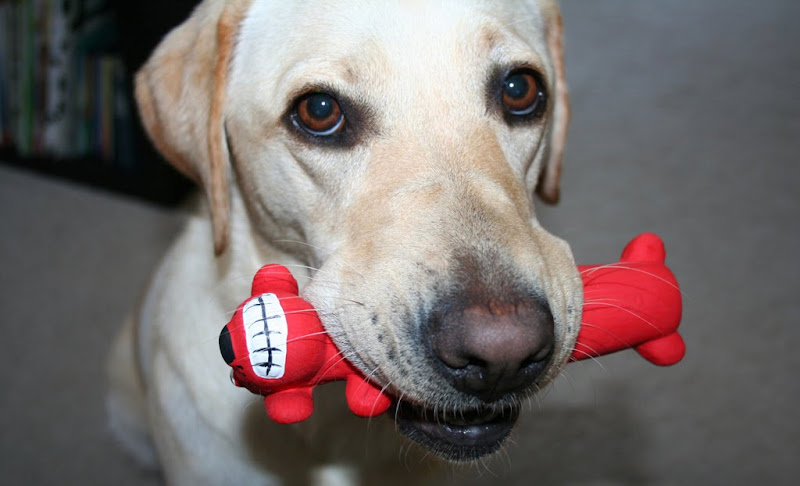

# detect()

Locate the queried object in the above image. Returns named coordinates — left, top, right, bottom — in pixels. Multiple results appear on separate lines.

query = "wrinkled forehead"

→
left=230, top=0, right=552, bottom=107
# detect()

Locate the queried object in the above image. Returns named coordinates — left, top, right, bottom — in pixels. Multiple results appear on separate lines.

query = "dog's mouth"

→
left=391, top=400, right=519, bottom=461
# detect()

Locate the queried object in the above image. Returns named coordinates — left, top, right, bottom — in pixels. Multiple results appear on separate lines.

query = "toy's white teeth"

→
left=242, top=294, right=288, bottom=379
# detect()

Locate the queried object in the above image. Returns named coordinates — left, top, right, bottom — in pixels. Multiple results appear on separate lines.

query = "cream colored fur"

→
left=107, top=1, right=583, bottom=484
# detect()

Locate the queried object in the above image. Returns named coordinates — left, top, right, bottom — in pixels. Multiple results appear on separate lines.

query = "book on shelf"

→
left=0, top=0, right=137, bottom=169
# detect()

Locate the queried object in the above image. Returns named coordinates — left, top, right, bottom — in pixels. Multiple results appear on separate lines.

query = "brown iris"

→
left=294, top=92, right=345, bottom=136
left=502, top=70, right=541, bottom=115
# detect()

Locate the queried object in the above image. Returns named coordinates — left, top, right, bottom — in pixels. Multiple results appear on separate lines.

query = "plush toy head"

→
left=219, top=265, right=326, bottom=394
left=219, top=264, right=390, bottom=423
left=220, top=233, right=684, bottom=424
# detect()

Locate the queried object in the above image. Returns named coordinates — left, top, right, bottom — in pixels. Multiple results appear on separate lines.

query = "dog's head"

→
left=136, top=0, right=582, bottom=462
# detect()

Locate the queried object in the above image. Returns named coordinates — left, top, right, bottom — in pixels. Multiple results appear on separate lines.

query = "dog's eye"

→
left=293, top=92, right=345, bottom=136
left=502, top=70, right=544, bottom=116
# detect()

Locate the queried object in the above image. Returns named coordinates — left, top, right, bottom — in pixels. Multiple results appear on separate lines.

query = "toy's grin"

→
left=391, top=400, right=519, bottom=461
left=242, top=294, right=288, bottom=379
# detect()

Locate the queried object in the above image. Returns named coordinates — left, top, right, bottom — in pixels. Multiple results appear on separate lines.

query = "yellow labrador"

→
left=107, top=0, right=583, bottom=484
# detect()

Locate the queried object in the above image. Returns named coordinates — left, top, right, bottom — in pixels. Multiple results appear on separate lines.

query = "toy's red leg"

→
left=620, top=233, right=666, bottom=263
left=263, top=387, right=315, bottom=424
left=635, top=332, right=685, bottom=366
left=344, top=375, right=391, bottom=417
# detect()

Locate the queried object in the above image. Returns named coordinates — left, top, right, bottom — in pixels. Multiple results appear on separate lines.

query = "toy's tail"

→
left=571, top=234, right=685, bottom=366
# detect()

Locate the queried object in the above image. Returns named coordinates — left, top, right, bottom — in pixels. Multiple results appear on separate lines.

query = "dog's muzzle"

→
left=391, top=298, right=554, bottom=461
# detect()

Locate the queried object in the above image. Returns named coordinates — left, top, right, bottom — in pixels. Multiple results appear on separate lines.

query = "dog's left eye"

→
left=292, top=92, right=345, bottom=136
left=502, top=70, right=545, bottom=117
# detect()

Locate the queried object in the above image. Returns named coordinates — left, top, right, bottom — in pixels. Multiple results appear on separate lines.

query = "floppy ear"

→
left=135, top=0, right=251, bottom=254
left=535, top=5, right=570, bottom=204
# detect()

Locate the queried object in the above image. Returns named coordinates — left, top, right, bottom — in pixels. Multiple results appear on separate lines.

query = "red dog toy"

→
left=219, top=233, right=684, bottom=424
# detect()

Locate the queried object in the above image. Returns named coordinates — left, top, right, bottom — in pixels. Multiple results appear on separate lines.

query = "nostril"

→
left=519, top=355, right=535, bottom=371
left=519, top=342, right=553, bottom=378
left=528, top=341, right=554, bottom=366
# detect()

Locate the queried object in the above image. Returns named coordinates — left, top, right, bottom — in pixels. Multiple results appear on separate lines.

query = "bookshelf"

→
left=0, top=0, right=199, bottom=206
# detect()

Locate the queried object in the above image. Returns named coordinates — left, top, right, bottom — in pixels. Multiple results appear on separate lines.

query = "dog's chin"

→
left=391, top=401, right=519, bottom=462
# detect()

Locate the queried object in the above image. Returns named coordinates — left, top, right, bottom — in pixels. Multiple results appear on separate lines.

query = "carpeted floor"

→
left=1, top=0, right=798, bottom=484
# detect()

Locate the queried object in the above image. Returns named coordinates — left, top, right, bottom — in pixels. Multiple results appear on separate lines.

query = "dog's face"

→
left=136, top=0, right=582, bottom=462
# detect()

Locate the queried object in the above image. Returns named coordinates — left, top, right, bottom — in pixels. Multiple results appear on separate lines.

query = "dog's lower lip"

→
left=392, top=401, right=518, bottom=460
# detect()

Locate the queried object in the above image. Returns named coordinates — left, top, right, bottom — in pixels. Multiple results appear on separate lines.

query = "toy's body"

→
left=220, top=233, right=684, bottom=424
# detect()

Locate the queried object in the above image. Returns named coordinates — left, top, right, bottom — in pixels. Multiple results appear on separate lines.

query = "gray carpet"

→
left=1, top=0, right=798, bottom=484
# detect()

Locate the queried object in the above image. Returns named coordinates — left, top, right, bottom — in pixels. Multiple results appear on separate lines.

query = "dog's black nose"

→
left=431, top=300, right=554, bottom=402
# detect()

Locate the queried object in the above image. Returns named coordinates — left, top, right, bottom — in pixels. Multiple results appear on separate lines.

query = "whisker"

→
left=220, top=297, right=331, bottom=321
left=211, top=272, right=257, bottom=292
left=271, top=239, right=367, bottom=282
left=274, top=263, right=325, bottom=276
left=270, top=239, right=334, bottom=259
left=580, top=263, right=685, bottom=297
left=237, top=395, right=266, bottom=415
left=479, top=455, right=499, bottom=477
left=582, top=302, right=663, bottom=335
left=529, top=385, right=543, bottom=412
left=196, top=307, right=342, bottom=348
left=283, top=330, right=330, bottom=345
left=313, top=351, right=354, bottom=386
left=568, top=338, right=611, bottom=371
left=553, top=364, right=585, bottom=395
left=499, top=438, right=514, bottom=468
left=366, top=375, right=395, bottom=429
left=393, top=391, right=407, bottom=429
left=582, top=296, right=627, bottom=305
left=213, top=297, right=364, bottom=335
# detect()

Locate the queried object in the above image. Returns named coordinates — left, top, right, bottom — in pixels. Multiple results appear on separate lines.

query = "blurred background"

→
left=1, top=0, right=798, bottom=484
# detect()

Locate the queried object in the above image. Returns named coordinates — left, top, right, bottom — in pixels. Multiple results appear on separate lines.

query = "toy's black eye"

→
left=219, top=326, right=236, bottom=365
left=502, top=70, right=545, bottom=116
left=293, top=92, right=345, bottom=136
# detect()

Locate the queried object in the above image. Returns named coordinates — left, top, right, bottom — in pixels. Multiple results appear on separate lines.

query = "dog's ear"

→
left=535, top=5, right=570, bottom=204
left=135, top=0, right=251, bottom=254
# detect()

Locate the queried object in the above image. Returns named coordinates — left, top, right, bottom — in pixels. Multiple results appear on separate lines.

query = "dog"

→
left=106, top=0, right=583, bottom=484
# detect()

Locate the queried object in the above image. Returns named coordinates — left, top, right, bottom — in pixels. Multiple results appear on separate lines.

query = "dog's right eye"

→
left=292, top=92, right=345, bottom=136
left=502, top=69, right=545, bottom=117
